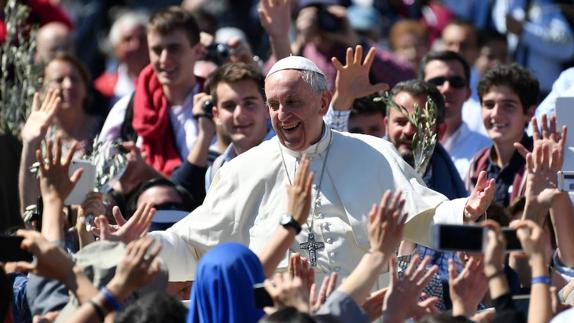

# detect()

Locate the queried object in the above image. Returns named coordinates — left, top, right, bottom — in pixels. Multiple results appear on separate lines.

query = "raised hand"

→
left=309, top=272, right=338, bottom=312
left=465, top=171, right=495, bottom=221
left=258, top=0, right=292, bottom=38
left=482, top=220, right=506, bottom=278
left=331, top=45, right=389, bottom=110
left=289, top=156, right=314, bottom=225
left=515, top=115, right=566, bottom=214
left=92, top=204, right=155, bottom=243
left=362, top=288, right=388, bottom=321
left=13, top=229, right=75, bottom=283
left=264, top=272, right=310, bottom=313
left=22, top=89, right=61, bottom=144
left=368, top=190, right=406, bottom=256
left=36, top=137, right=83, bottom=203
left=106, top=238, right=162, bottom=301
left=448, top=257, right=488, bottom=317
left=288, top=253, right=314, bottom=294
left=510, top=220, right=547, bottom=261
left=383, top=256, right=439, bottom=321
left=259, top=0, right=292, bottom=59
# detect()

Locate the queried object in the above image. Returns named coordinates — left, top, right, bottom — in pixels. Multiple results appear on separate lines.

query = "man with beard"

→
left=385, top=80, right=467, bottom=200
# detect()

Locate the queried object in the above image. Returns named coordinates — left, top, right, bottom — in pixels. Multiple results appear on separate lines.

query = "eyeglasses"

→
left=426, top=76, right=466, bottom=89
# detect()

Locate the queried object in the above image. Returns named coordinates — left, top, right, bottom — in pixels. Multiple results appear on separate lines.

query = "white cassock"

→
left=150, top=126, right=467, bottom=282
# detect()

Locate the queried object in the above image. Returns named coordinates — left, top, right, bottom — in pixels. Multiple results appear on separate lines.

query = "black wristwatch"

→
left=280, top=214, right=302, bottom=234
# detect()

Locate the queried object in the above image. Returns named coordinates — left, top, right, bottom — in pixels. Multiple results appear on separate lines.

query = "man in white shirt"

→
left=141, top=56, right=495, bottom=284
left=420, top=50, right=491, bottom=180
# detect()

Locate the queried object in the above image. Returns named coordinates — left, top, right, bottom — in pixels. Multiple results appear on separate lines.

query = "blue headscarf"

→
left=187, top=242, right=265, bottom=323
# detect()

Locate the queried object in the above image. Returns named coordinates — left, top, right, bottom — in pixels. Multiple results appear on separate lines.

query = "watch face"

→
left=280, top=215, right=292, bottom=225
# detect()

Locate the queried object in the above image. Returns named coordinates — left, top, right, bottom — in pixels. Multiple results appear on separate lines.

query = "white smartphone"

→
left=432, top=224, right=487, bottom=253
left=556, top=97, right=574, bottom=172
left=65, top=159, right=96, bottom=205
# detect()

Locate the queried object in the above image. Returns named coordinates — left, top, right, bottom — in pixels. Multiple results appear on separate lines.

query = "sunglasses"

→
left=426, top=76, right=466, bottom=89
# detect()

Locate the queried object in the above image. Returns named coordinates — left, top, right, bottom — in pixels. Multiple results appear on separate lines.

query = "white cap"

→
left=266, top=56, right=325, bottom=78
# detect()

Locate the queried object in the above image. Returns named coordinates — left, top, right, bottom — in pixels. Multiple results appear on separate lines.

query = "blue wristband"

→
left=531, top=276, right=551, bottom=285
left=100, top=287, right=122, bottom=311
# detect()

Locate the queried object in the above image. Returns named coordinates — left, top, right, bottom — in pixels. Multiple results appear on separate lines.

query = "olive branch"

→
left=0, top=0, right=41, bottom=136
left=375, top=92, right=438, bottom=175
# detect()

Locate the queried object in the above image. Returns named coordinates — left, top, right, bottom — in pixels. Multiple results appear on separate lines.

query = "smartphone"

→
left=65, top=159, right=97, bottom=205
left=502, top=227, right=523, bottom=252
left=253, top=283, right=273, bottom=309
left=0, top=235, right=33, bottom=262
left=432, top=224, right=487, bottom=253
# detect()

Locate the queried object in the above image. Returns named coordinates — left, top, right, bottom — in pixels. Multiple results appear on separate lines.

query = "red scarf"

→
left=132, top=65, right=181, bottom=176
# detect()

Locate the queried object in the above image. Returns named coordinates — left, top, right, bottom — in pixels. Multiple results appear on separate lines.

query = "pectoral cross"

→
left=299, top=232, right=324, bottom=267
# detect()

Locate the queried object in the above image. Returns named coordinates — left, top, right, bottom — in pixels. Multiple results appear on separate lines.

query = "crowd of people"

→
left=2, top=0, right=574, bottom=322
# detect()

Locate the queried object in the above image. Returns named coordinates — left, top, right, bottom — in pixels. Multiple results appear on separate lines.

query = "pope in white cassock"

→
left=149, top=56, right=494, bottom=282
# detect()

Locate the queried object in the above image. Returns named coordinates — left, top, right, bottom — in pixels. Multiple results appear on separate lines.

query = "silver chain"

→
left=278, top=130, right=333, bottom=232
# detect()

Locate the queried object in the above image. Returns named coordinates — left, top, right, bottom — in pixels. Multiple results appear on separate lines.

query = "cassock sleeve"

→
left=149, top=158, right=258, bottom=282
left=374, top=137, right=467, bottom=247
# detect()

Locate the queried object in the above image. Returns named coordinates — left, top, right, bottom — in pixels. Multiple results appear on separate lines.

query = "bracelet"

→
left=486, top=269, right=505, bottom=280
left=531, top=276, right=551, bottom=285
left=88, top=299, right=106, bottom=321
left=100, top=287, right=122, bottom=311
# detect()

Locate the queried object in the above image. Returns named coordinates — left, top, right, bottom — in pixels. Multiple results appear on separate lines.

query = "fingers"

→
left=363, top=46, right=376, bottom=68
left=325, top=272, right=337, bottom=296
left=35, top=149, right=46, bottom=175
left=513, top=142, right=530, bottom=158
left=54, top=136, right=62, bottom=166
left=46, top=140, right=53, bottom=167
left=353, top=45, right=363, bottom=65
left=63, top=141, right=78, bottom=168
left=295, top=156, right=310, bottom=186
left=549, top=114, right=557, bottom=141
left=112, top=206, right=127, bottom=226
left=331, top=56, right=344, bottom=71
left=474, top=171, right=489, bottom=190
left=541, top=113, right=549, bottom=139
left=32, top=92, right=41, bottom=111
left=447, top=259, right=457, bottom=282
left=532, top=116, right=540, bottom=140
left=69, top=168, right=84, bottom=186
left=99, top=215, right=113, bottom=239
left=345, top=46, right=353, bottom=66
left=316, top=275, right=330, bottom=304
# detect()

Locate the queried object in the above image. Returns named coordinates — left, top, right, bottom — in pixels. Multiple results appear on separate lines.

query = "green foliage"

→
left=86, top=137, right=128, bottom=193
left=0, top=0, right=41, bottom=136
left=375, top=92, right=438, bottom=175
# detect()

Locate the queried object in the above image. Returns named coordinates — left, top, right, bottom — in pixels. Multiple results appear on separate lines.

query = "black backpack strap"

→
left=120, top=92, right=138, bottom=142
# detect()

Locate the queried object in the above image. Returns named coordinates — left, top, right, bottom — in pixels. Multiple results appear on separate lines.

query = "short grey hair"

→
left=300, top=70, right=329, bottom=94
left=109, top=11, right=149, bottom=48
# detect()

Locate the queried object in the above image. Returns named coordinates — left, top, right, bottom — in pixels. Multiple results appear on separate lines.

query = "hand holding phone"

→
left=433, top=224, right=487, bottom=253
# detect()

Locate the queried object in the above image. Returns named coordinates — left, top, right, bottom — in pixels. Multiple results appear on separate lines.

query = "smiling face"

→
left=213, top=80, right=269, bottom=154
left=43, top=59, right=87, bottom=111
left=385, top=91, right=427, bottom=166
left=265, top=70, right=330, bottom=151
left=147, top=29, right=199, bottom=89
left=481, top=85, right=532, bottom=147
